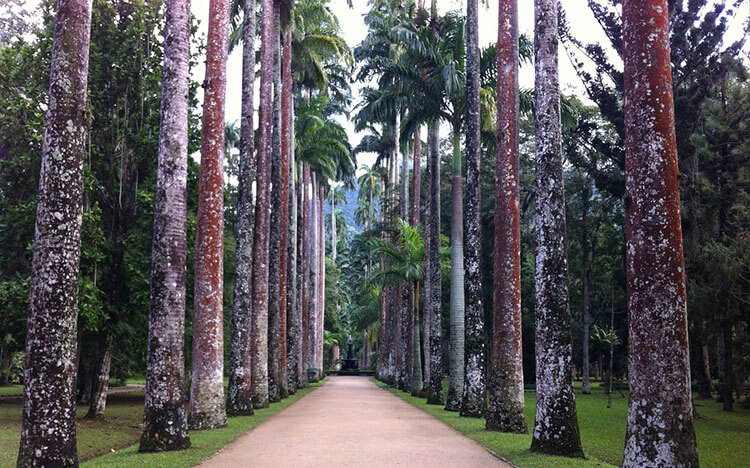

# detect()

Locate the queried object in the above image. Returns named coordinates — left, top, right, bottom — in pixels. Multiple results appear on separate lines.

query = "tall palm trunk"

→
left=621, top=1, right=697, bottom=465
left=300, top=163, right=311, bottom=387
left=228, top=0, right=257, bottom=417
left=268, top=1, right=285, bottom=403
left=318, top=184, right=326, bottom=373
left=18, top=1, right=91, bottom=464
left=399, top=146, right=411, bottom=391
left=284, top=29, right=298, bottom=394
left=189, top=0, right=230, bottom=430
left=139, top=0, right=190, bottom=452
left=250, top=0, right=276, bottom=409
left=331, top=196, right=337, bottom=265
left=410, top=128, right=423, bottom=396
left=308, top=173, right=320, bottom=379
left=530, top=0, right=583, bottom=457
left=581, top=189, right=592, bottom=395
left=461, top=0, right=485, bottom=418
left=445, top=127, right=465, bottom=412
left=425, top=120, right=443, bottom=405
left=486, top=0, right=526, bottom=433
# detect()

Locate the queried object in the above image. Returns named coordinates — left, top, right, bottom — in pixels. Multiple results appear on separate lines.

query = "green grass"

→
left=0, top=386, right=23, bottom=397
left=0, top=381, right=324, bottom=468
left=83, top=381, right=325, bottom=468
left=376, top=379, right=750, bottom=468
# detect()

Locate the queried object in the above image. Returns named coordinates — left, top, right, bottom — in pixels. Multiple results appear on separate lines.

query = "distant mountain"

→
left=323, top=188, right=379, bottom=237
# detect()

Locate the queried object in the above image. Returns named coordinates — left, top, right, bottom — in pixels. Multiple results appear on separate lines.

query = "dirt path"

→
left=200, top=376, right=510, bottom=467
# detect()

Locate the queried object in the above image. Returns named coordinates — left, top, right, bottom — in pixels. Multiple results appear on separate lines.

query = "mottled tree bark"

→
left=284, top=44, right=298, bottom=393
left=530, top=0, right=583, bottom=458
left=308, top=174, right=320, bottom=380
left=86, top=334, right=113, bottom=420
left=410, top=128, right=423, bottom=396
left=581, top=189, right=592, bottom=395
left=621, top=1, right=698, bottom=466
left=227, top=0, right=257, bottom=417
left=399, top=147, right=411, bottom=391
left=267, top=2, right=285, bottom=403
left=445, top=129, right=465, bottom=412
left=425, top=121, right=444, bottom=405
left=318, top=184, right=326, bottom=373
left=461, top=0, right=486, bottom=419
left=486, top=0, right=526, bottom=434
left=140, top=0, right=191, bottom=452
left=189, top=0, right=230, bottom=430
left=300, top=163, right=311, bottom=387
left=17, top=1, right=91, bottom=464
left=250, top=0, right=276, bottom=409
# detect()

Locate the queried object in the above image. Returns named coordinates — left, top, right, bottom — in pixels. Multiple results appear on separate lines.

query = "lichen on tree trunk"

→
left=139, top=0, right=191, bottom=453
left=621, top=2, right=698, bottom=466
left=86, top=334, right=113, bottom=420
left=425, top=121, right=443, bottom=406
left=486, top=0, right=526, bottom=434
left=189, top=0, right=230, bottom=431
left=227, top=0, right=257, bottom=417
left=250, top=0, right=277, bottom=410
left=529, top=0, right=583, bottom=458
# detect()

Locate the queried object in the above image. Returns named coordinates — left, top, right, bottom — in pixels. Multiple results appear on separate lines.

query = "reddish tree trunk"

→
left=622, top=1, right=697, bottom=465
left=486, top=0, right=526, bottom=434
left=140, top=0, right=191, bottom=452
left=250, top=0, right=276, bottom=409
left=18, top=2, right=92, bottom=464
left=189, top=0, right=230, bottom=430
left=227, top=0, right=257, bottom=417
left=282, top=27, right=296, bottom=394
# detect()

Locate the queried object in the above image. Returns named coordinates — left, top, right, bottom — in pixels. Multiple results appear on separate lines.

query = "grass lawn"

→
left=377, top=380, right=750, bottom=468
left=0, top=381, right=324, bottom=468
left=0, top=386, right=23, bottom=397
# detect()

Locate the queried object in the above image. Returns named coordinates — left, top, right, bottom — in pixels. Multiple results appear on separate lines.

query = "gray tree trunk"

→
left=425, top=121, right=444, bottom=405
left=227, top=0, right=257, bottom=417
left=140, top=0, right=191, bottom=452
left=250, top=0, right=276, bottom=409
left=267, top=2, right=284, bottom=403
left=86, top=334, right=113, bottom=420
left=308, top=174, right=320, bottom=380
left=461, top=0, right=486, bottom=419
left=621, top=1, right=698, bottom=465
left=189, top=0, right=230, bottom=431
left=445, top=129, right=465, bottom=412
left=286, top=139, right=299, bottom=394
left=486, top=0, right=526, bottom=434
left=529, top=0, right=583, bottom=458
left=581, top=189, right=592, bottom=395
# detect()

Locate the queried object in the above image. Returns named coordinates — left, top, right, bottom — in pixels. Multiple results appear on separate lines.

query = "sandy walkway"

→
left=200, top=376, right=509, bottom=468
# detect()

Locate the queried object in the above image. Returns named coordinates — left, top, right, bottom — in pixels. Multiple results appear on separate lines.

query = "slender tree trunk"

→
left=227, top=0, right=257, bottom=417
left=140, top=0, right=190, bottom=452
left=189, top=0, right=230, bottom=430
left=581, top=191, right=592, bottom=395
left=410, top=127, right=423, bottom=395
left=250, top=0, right=276, bottom=409
left=461, top=0, right=485, bottom=418
left=284, top=47, right=298, bottom=393
left=86, top=335, right=113, bottom=420
left=425, top=121, right=443, bottom=405
left=318, top=185, right=326, bottom=374
left=308, top=174, right=320, bottom=380
left=607, top=302, right=614, bottom=409
left=696, top=340, right=712, bottom=399
left=486, top=0, right=526, bottom=433
left=300, top=163, right=311, bottom=387
left=621, top=0, right=698, bottom=465
left=400, top=146, right=411, bottom=391
left=445, top=128, right=465, bottom=412
left=331, top=196, right=337, bottom=265
left=267, top=2, right=285, bottom=403
left=720, top=321, right=734, bottom=411
left=530, top=0, right=583, bottom=458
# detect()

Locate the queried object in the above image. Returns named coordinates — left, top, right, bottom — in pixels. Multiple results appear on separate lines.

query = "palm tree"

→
left=328, top=185, right=347, bottom=265
left=139, top=0, right=191, bottom=453
left=621, top=1, right=697, bottom=465
left=250, top=0, right=277, bottom=409
left=486, top=0, right=526, bottom=434
left=228, top=0, right=257, bottom=417
left=268, top=0, right=287, bottom=403
left=461, top=0, right=486, bottom=419
left=189, top=0, right=230, bottom=430
left=529, top=0, right=583, bottom=458
left=17, top=0, right=93, bottom=464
